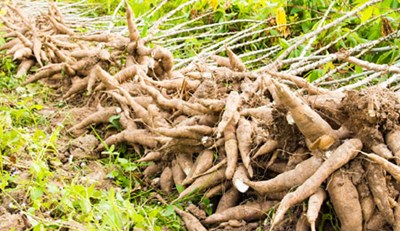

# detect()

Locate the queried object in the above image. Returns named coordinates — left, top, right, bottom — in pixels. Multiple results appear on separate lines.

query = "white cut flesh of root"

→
left=286, top=112, right=295, bottom=125
left=234, top=178, right=249, bottom=193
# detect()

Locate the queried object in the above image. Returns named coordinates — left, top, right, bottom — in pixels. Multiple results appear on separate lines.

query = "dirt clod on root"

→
left=341, top=87, right=400, bottom=146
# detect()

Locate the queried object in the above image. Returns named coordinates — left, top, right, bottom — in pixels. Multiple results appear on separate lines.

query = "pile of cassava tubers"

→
left=2, top=1, right=400, bottom=230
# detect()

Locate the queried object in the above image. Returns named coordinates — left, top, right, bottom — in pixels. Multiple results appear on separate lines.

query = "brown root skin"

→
left=45, top=42, right=72, bottom=63
left=204, top=200, right=277, bottom=224
left=0, top=38, right=21, bottom=51
left=225, top=45, right=246, bottom=72
left=16, top=59, right=35, bottom=77
left=236, top=117, right=253, bottom=177
left=266, top=150, right=280, bottom=172
left=245, top=156, right=323, bottom=195
left=365, top=153, right=400, bottom=182
left=96, top=67, right=154, bottom=126
left=86, top=68, right=98, bottom=96
left=296, top=213, right=310, bottom=231
left=13, top=47, right=32, bottom=60
left=49, top=2, right=65, bottom=23
left=306, top=188, right=327, bottom=231
left=97, top=49, right=112, bottom=61
left=333, top=125, right=352, bottom=140
left=394, top=197, right=400, bottom=231
left=306, top=91, right=344, bottom=112
left=240, top=105, right=273, bottom=122
left=171, top=159, right=186, bottom=186
left=196, top=98, right=225, bottom=112
left=125, top=1, right=140, bottom=42
left=69, top=49, right=100, bottom=59
left=286, top=147, right=309, bottom=171
left=160, top=166, right=174, bottom=193
left=216, top=91, right=241, bottom=137
left=265, top=146, right=281, bottom=169
left=211, top=55, right=231, bottom=68
left=271, top=138, right=362, bottom=227
left=151, top=46, right=174, bottom=76
left=96, top=129, right=160, bottom=152
left=143, top=162, right=163, bottom=178
left=48, top=36, right=78, bottom=50
left=138, top=72, right=210, bottom=115
left=130, top=96, right=153, bottom=109
left=370, top=143, right=393, bottom=159
left=174, top=208, right=207, bottom=231
left=32, top=35, right=43, bottom=67
left=14, top=31, right=33, bottom=48
left=24, top=64, right=64, bottom=85
left=327, top=171, right=362, bottom=231
left=67, top=106, right=121, bottom=136
left=266, top=69, right=329, bottom=95
left=153, top=125, right=215, bottom=139
left=253, top=139, right=278, bottom=159
left=224, top=113, right=240, bottom=180
left=271, top=80, right=338, bottom=150
left=46, top=47, right=57, bottom=63
left=125, top=55, right=136, bottom=67
left=71, top=56, right=100, bottom=72
left=182, top=150, right=214, bottom=186
left=176, top=167, right=226, bottom=200
left=268, top=161, right=288, bottom=174
left=186, top=203, right=206, bottom=220
left=215, top=186, right=240, bottom=213
left=357, top=183, right=375, bottom=223
left=204, top=182, right=231, bottom=199
left=64, top=64, right=76, bottom=77
left=137, top=151, right=162, bottom=163
left=73, top=34, right=109, bottom=42
left=7, top=5, right=32, bottom=28
left=114, top=64, right=142, bottom=83
left=147, top=77, right=201, bottom=92
left=136, top=39, right=151, bottom=56
left=63, top=77, right=89, bottom=100
left=175, top=152, right=193, bottom=176
left=40, top=50, right=49, bottom=64
left=173, top=114, right=218, bottom=128
left=386, top=129, right=400, bottom=164
left=161, top=138, right=202, bottom=154
left=366, top=162, right=395, bottom=224
left=6, top=43, right=25, bottom=56
left=195, top=158, right=227, bottom=178
left=366, top=211, right=387, bottom=230
left=47, top=15, right=74, bottom=35
left=0, top=15, right=21, bottom=31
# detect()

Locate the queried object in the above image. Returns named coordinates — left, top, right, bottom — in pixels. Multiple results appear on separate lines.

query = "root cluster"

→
left=2, top=2, right=400, bottom=231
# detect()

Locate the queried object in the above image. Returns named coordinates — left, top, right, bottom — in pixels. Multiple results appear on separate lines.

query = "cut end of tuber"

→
left=234, top=178, right=249, bottom=193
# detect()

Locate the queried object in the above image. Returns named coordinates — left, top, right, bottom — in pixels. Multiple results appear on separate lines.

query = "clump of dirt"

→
left=68, top=134, right=99, bottom=160
left=79, top=161, right=113, bottom=190
left=0, top=208, right=26, bottom=231
left=340, top=87, right=400, bottom=146
left=1, top=189, right=27, bottom=214
left=271, top=107, right=304, bottom=153
left=192, top=79, right=218, bottom=99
